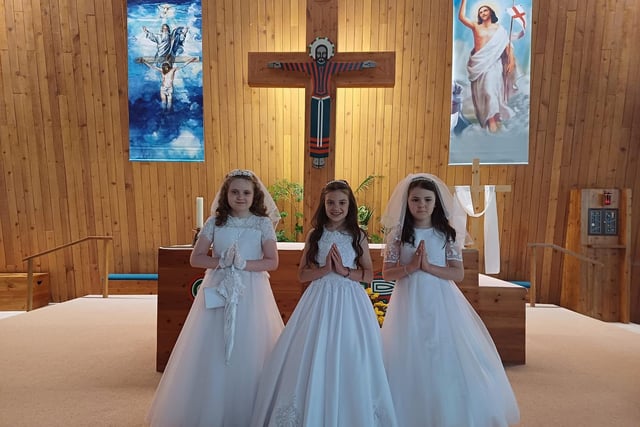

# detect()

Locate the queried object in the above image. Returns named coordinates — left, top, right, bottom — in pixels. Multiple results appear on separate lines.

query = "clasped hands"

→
left=406, top=240, right=431, bottom=274
left=218, top=243, right=246, bottom=270
left=325, top=243, right=350, bottom=277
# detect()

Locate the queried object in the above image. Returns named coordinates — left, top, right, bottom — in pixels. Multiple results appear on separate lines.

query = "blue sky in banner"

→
left=127, top=0, right=203, bottom=162
left=450, top=0, right=532, bottom=165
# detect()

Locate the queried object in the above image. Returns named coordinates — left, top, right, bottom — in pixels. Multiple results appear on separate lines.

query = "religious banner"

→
left=127, top=0, right=204, bottom=162
left=449, top=0, right=532, bottom=165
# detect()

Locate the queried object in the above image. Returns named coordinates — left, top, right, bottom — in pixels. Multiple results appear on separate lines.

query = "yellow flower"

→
left=365, top=286, right=388, bottom=327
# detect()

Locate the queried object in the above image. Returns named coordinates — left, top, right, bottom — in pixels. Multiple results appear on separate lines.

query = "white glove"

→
left=232, top=247, right=246, bottom=270
left=218, top=246, right=236, bottom=268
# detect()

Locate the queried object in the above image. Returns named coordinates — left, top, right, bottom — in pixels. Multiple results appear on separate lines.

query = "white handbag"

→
left=203, top=287, right=226, bottom=309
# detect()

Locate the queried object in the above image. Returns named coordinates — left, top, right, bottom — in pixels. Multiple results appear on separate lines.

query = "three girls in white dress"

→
left=146, top=171, right=519, bottom=427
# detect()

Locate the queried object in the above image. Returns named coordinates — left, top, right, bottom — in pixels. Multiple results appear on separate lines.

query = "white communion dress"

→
left=250, top=228, right=398, bottom=427
left=146, top=215, right=284, bottom=427
left=381, top=227, right=520, bottom=427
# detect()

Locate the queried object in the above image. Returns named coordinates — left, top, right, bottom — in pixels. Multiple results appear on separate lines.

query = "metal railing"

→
left=22, top=236, right=113, bottom=311
left=526, top=243, right=603, bottom=307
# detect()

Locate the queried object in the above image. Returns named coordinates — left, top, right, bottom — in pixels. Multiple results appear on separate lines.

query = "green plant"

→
left=268, top=174, right=384, bottom=242
left=354, top=174, right=383, bottom=242
left=268, top=179, right=304, bottom=242
left=357, top=205, right=374, bottom=229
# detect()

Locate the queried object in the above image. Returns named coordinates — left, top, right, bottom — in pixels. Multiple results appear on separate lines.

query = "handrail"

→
left=526, top=243, right=603, bottom=307
left=22, top=236, right=113, bottom=311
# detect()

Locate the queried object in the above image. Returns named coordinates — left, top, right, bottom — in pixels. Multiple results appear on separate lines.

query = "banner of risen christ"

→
left=449, top=0, right=532, bottom=166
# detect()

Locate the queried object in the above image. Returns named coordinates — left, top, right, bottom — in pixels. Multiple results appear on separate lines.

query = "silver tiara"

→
left=227, top=169, right=254, bottom=178
left=410, top=176, right=433, bottom=183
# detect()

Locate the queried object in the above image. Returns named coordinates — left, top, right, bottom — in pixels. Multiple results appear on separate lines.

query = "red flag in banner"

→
left=507, top=4, right=527, bottom=40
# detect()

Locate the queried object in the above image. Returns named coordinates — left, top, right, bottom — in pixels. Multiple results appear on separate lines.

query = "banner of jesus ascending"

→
left=449, top=0, right=532, bottom=165
left=127, top=0, right=204, bottom=162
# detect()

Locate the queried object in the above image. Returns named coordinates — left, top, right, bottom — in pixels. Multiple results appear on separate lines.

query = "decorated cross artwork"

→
left=268, top=37, right=377, bottom=169
left=248, top=0, right=395, bottom=231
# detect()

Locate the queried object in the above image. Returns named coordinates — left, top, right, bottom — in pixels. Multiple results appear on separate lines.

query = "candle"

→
left=196, top=197, right=204, bottom=228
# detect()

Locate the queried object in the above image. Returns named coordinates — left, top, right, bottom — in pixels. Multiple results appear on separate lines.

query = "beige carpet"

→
left=1, top=296, right=639, bottom=427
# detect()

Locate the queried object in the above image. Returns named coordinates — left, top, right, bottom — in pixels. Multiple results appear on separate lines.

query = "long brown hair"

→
left=401, top=178, right=456, bottom=246
left=305, top=180, right=366, bottom=268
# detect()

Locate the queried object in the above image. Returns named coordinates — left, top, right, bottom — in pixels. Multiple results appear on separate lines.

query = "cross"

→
left=453, top=158, right=511, bottom=273
left=247, top=0, right=395, bottom=235
left=508, top=5, right=527, bottom=30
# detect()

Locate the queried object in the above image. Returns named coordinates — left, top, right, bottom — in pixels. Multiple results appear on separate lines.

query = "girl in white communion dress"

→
left=146, top=169, right=284, bottom=427
left=380, top=173, right=520, bottom=427
left=251, top=180, right=397, bottom=427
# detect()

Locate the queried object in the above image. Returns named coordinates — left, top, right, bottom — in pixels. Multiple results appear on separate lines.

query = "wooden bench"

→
left=0, top=273, right=50, bottom=310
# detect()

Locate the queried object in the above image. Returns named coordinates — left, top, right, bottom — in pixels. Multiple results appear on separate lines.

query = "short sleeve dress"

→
left=381, top=227, right=520, bottom=427
left=146, top=214, right=284, bottom=427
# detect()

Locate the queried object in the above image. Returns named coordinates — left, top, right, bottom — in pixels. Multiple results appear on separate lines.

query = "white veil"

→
left=380, top=173, right=469, bottom=251
left=209, top=169, right=280, bottom=227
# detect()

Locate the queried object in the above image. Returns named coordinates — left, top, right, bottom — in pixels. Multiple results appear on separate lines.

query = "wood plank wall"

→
left=0, top=0, right=638, bottom=319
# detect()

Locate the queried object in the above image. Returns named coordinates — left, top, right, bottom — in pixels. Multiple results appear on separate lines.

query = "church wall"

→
left=0, top=0, right=638, bottom=320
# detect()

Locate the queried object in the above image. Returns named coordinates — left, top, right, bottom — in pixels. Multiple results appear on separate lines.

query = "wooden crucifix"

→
left=453, top=159, right=511, bottom=273
left=247, top=0, right=395, bottom=234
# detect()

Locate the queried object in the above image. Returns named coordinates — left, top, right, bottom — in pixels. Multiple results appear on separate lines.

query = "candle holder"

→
left=192, top=227, right=201, bottom=247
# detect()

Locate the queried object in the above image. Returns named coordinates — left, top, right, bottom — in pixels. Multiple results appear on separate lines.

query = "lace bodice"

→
left=316, top=228, right=358, bottom=269
left=384, top=227, right=462, bottom=266
left=201, top=214, right=276, bottom=260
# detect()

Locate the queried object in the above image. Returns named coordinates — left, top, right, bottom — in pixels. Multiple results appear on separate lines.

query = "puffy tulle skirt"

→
left=146, top=270, right=284, bottom=427
left=251, top=275, right=398, bottom=427
left=381, top=272, right=520, bottom=427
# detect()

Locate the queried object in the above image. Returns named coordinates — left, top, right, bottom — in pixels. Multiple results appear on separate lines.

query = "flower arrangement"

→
left=365, top=287, right=389, bottom=326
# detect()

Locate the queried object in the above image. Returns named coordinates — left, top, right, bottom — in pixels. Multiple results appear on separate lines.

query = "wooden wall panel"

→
left=0, top=0, right=638, bottom=322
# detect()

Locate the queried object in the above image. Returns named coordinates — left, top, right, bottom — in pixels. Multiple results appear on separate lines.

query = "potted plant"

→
left=268, top=179, right=304, bottom=242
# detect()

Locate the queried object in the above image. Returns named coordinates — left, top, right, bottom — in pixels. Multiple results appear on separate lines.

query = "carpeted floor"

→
left=1, top=296, right=639, bottom=427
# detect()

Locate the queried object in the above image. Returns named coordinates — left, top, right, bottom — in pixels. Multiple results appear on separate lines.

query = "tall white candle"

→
left=196, top=197, right=204, bottom=228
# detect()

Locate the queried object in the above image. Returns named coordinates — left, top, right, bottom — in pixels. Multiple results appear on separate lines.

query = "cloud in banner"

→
left=127, top=0, right=204, bottom=162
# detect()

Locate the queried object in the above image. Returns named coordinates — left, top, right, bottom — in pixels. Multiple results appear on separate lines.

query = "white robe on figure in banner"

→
left=467, top=25, right=514, bottom=128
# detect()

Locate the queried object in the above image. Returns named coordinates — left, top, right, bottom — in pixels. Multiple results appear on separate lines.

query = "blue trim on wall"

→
left=108, top=273, right=158, bottom=280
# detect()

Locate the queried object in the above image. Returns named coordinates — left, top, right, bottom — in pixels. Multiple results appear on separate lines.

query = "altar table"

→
left=156, top=244, right=526, bottom=371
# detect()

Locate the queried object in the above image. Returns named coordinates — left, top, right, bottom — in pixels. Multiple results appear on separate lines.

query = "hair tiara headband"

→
left=227, top=169, right=254, bottom=178
left=325, top=179, right=349, bottom=186
left=410, top=176, right=434, bottom=184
